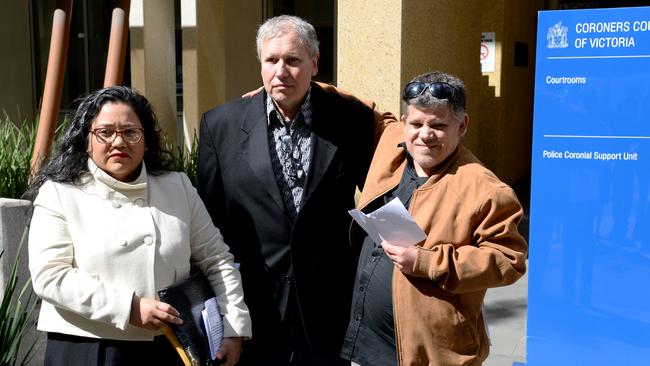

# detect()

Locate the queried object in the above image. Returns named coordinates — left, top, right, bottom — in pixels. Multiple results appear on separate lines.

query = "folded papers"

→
left=348, top=197, right=427, bottom=247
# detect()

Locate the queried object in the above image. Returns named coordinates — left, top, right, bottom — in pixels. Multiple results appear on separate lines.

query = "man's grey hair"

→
left=401, top=71, right=467, bottom=120
left=256, top=15, right=320, bottom=60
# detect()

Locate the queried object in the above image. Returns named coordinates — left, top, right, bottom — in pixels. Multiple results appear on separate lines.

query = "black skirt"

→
left=44, top=332, right=184, bottom=366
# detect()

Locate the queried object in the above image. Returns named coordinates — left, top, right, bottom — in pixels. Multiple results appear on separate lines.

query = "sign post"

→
left=529, top=6, right=650, bottom=365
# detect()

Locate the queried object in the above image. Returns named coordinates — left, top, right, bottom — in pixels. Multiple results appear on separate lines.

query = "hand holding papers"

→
left=348, top=197, right=427, bottom=247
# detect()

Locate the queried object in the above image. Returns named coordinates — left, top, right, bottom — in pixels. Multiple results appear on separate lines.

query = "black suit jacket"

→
left=197, top=83, right=376, bottom=355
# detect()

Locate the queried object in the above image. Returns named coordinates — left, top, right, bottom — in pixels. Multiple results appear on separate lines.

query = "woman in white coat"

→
left=26, top=86, right=251, bottom=366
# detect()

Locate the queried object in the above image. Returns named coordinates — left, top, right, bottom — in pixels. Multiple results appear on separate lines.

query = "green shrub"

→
left=166, top=132, right=199, bottom=187
left=0, top=115, right=36, bottom=199
left=0, top=226, right=37, bottom=366
left=0, top=114, right=68, bottom=199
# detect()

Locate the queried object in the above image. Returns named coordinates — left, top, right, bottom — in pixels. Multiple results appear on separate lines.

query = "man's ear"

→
left=311, top=52, right=319, bottom=77
left=458, top=113, right=469, bottom=137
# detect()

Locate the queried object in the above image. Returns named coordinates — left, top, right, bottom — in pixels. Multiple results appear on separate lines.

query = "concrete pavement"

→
left=483, top=263, right=528, bottom=366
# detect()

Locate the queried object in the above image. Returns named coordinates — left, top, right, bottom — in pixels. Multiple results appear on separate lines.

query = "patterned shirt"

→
left=266, top=88, right=313, bottom=218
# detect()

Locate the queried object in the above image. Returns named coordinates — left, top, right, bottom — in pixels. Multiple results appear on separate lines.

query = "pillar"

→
left=180, top=0, right=261, bottom=149
left=480, top=0, right=540, bottom=184
left=337, top=0, right=482, bottom=154
left=129, top=0, right=177, bottom=146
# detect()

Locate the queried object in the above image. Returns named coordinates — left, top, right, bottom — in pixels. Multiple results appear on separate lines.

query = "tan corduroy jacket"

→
left=352, top=123, right=528, bottom=366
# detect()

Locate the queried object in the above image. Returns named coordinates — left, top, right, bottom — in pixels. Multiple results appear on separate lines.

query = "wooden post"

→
left=30, top=0, right=73, bottom=175
left=103, top=0, right=131, bottom=87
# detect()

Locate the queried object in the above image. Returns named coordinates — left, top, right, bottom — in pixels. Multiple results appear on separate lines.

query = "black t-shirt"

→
left=342, top=148, right=429, bottom=366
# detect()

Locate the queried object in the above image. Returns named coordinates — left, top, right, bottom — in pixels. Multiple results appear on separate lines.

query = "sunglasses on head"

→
left=402, top=81, right=458, bottom=102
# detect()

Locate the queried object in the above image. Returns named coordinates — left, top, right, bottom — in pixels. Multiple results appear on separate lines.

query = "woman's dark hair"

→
left=25, top=86, right=174, bottom=200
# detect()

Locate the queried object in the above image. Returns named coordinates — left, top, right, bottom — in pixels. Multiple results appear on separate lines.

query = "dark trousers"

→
left=238, top=291, right=349, bottom=366
left=44, top=332, right=184, bottom=366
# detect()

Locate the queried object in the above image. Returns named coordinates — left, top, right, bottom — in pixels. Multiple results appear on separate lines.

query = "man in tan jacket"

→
left=341, top=71, right=528, bottom=366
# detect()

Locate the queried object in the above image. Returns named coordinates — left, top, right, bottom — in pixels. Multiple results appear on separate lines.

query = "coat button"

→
left=144, top=236, right=153, bottom=245
left=112, top=201, right=121, bottom=209
left=134, top=198, right=146, bottom=207
left=282, top=275, right=291, bottom=284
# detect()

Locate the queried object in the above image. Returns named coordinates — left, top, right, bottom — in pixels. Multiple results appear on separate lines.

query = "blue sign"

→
left=529, top=6, right=650, bottom=365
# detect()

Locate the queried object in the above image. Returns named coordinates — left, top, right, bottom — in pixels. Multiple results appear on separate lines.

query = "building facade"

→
left=3, top=0, right=645, bottom=190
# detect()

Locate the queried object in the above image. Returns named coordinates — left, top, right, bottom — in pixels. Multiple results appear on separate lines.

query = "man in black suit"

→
left=197, top=15, right=378, bottom=365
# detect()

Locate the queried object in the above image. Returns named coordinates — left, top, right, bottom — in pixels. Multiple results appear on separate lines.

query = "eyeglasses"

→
left=402, top=82, right=458, bottom=102
left=90, top=127, right=144, bottom=144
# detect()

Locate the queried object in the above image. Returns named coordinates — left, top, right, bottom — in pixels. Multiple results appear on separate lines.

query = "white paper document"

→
left=201, top=297, right=224, bottom=360
left=348, top=197, right=427, bottom=247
